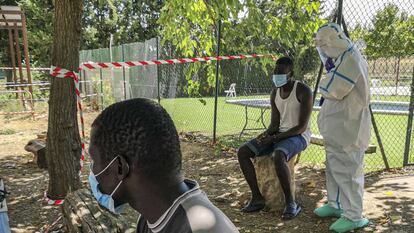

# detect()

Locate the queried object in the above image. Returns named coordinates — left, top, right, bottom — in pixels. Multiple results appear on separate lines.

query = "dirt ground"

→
left=0, top=112, right=413, bottom=233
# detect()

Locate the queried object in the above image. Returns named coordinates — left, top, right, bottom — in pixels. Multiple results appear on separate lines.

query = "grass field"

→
left=0, top=90, right=412, bottom=172
left=161, top=95, right=414, bottom=172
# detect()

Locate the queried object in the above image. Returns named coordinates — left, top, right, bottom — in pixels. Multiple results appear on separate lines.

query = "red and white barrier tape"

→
left=81, top=54, right=268, bottom=69
left=43, top=53, right=270, bottom=205
left=45, top=66, right=86, bottom=205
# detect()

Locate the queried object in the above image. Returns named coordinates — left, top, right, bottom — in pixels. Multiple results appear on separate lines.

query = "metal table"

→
left=225, top=98, right=410, bottom=138
left=225, top=99, right=270, bottom=138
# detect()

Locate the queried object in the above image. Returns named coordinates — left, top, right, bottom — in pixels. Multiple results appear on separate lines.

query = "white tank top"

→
left=275, top=81, right=311, bottom=145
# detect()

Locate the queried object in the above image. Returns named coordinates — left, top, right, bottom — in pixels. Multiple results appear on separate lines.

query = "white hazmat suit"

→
left=315, top=23, right=371, bottom=222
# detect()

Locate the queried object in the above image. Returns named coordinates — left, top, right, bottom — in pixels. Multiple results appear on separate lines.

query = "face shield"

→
left=315, top=23, right=352, bottom=59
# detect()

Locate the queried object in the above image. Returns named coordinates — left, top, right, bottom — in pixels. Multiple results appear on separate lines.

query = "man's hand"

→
left=255, top=132, right=268, bottom=143
left=259, top=134, right=280, bottom=146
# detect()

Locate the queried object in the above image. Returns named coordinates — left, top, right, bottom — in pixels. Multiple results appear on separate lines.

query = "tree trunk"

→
left=46, top=0, right=83, bottom=200
left=254, top=156, right=296, bottom=211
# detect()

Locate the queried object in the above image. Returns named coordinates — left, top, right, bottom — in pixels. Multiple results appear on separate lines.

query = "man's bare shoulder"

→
left=296, top=81, right=312, bottom=93
left=270, top=88, right=277, bottom=97
left=296, top=81, right=312, bottom=101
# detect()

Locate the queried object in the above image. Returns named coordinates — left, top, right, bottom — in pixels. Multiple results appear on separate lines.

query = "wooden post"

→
left=7, top=28, right=18, bottom=98
left=14, top=25, right=26, bottom=107
left=13, top=26, right=24, bottom=86
left=21, top=14, right=33, bottom=100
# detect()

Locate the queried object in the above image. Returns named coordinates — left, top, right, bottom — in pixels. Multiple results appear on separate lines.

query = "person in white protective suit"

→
left=313, top=23, right=371, bottom=233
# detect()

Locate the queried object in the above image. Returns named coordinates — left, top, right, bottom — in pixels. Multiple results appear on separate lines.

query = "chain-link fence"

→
left=78, top=0, right=414, bottom=172
left=79, top=38, right=158, bottom=109
left=0, top=68, right=50, bottom=116
left=342, top=0, right=414, bottom=170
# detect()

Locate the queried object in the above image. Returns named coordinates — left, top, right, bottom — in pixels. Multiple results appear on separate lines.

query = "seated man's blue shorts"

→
left=244, top=135, right=307, bottom=161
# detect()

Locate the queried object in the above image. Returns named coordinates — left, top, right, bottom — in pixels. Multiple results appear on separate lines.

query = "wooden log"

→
left=62, top=189, right=135, bottom=233
left=24, top=139, right=47, bottom=169
left=254, top=155, right=296, bottom=211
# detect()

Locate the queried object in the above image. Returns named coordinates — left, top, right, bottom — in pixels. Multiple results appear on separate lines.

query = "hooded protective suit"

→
left=315, top=23, right=371, bottom=221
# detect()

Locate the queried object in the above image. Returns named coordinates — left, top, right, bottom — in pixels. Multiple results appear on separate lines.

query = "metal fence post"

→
left=370, top=106, right=390, bottom=170
left=336, top=0, right=343, bottom=24
left=339, top=3, right=391, bottom=170
left=121, top=44, right=127, bottom=100
left=403, top=66, right=414, bottom=166
left=156, top=37, right=161, bottom=104
left=99, top=68, right=104, bottom=110
left=213, top=18, right=222, bottom=144
left=297, top=4, right=338, bottom=164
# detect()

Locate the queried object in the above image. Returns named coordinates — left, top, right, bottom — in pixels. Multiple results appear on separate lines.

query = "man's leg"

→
left=273, top=150, right=294, bottom=205
left=272, top=136, right=306, bottom=219
left=237, top=145, right=265, bottom=212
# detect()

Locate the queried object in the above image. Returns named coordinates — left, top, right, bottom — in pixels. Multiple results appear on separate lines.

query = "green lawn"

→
left=161, top=95, right=413, bottom=172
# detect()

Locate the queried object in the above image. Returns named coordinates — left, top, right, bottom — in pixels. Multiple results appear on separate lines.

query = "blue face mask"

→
left=88, top=156, right=128, bottom=215
left=272, top=74, right=288, bottom=87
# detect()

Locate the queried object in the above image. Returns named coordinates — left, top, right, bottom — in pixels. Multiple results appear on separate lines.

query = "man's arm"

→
left=273, top=83, right=312, bottom=141
left=256, top=89, right=279, bottom=143
left=266, top=88, right=280, bottom=135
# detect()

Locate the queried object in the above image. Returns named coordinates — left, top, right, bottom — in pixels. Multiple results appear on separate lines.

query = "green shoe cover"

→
left=329, top=217, right=369, bottom=233
left=314, top=204, right=343, bottom=218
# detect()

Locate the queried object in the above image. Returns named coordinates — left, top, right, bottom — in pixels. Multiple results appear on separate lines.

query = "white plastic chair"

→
left=225, top=83, right=237, bottom=98
left=371, top=79, right=382, bottom=88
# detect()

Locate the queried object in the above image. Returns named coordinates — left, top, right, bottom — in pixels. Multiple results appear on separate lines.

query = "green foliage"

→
left=365, top=4, right=414, bottom=59
left=349, top=24, right=368, bottom=43
left=1, top=0, right=163, bottom=68
left=90, top=76, right=115, bottom=109
left=293, top=46, right=320, bottom=83
left=20, top=0, right=54, bottom=67
left=158, top=0, right=326, bottom=95
left=0, top=0, right=53, bottom=67
left=82, top=0, right=163, bottom=49
left=0, top=0, right=19, bottom=66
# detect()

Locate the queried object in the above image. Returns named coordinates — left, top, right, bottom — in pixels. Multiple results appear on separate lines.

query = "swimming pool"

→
left=314, top=100, right=411, bottom=115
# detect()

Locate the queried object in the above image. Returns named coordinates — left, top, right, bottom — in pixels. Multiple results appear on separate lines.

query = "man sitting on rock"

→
left=88, top=98, right=239, bottom=233
left=237, top=57, right=312, bottom=219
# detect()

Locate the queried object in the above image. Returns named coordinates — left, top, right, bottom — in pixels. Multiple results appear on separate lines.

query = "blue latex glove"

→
left=319, top=97, right=325, bottom=106
left=325, top=58, right=335, bottom=72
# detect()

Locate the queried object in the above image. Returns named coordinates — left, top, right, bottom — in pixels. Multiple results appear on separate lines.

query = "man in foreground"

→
left=88, top=98, right=239, bottom=233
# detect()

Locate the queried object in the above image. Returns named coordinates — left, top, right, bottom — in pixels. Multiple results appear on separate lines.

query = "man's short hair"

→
left=91, top=98, right=182, bottom=178
left=275, top=56, right=294, bottom=72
